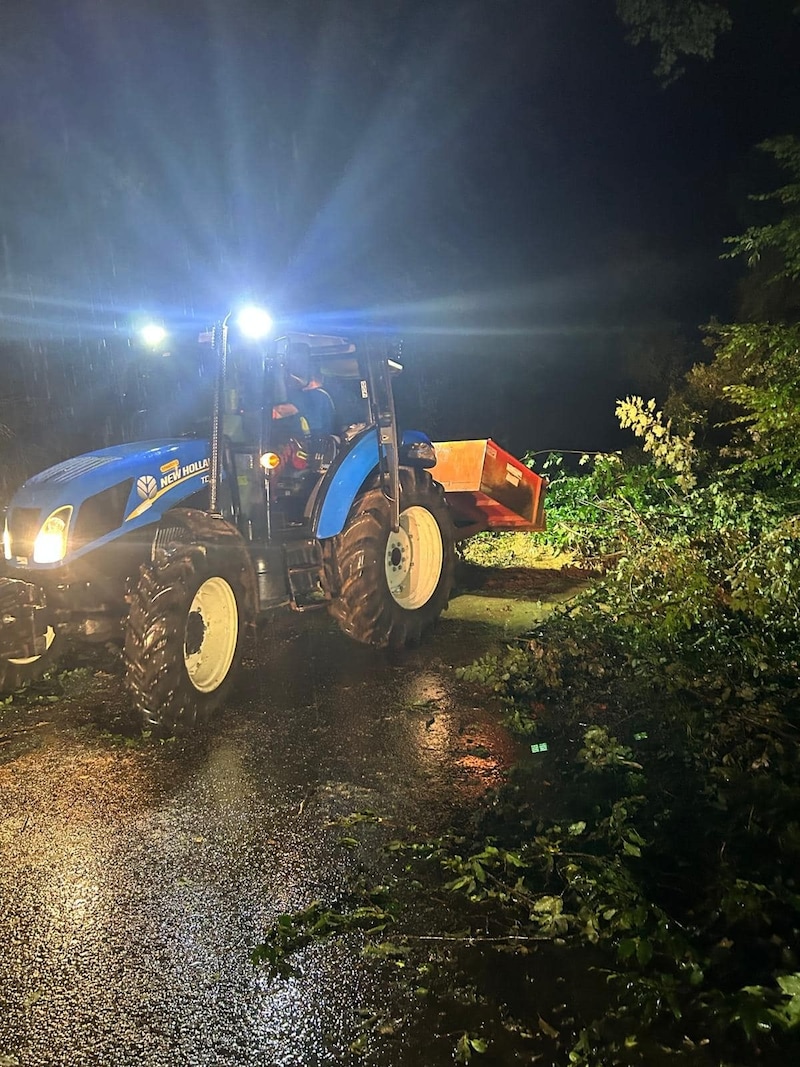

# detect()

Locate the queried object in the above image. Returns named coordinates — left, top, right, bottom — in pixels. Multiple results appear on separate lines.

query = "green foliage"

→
left=702, top=321, right=800, bottom=482
left=458, top=528, right=555, bottom=568
left=578, top=726, right=640, bottom=773
left=251, top=889, right=396, bottom=974
left=677, top=140, right=800, bottom=484
left=455, top=1032, right=488, bottom=1063
left=429, top=598, right=800, bottom=1055
left=616, top=395, right=697, bottom=489
left=444, top=372, right=800, bottom=1059
left=56, top=666, right=95, bottom=697
left=723, top=137, right=800, bottom=281
left=616, top=0, right=732, bottom=82
left=525, top=450, right=675, bottom=561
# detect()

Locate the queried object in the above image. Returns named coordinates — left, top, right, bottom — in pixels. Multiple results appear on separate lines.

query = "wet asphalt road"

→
left=0, top=576, right=576, bottom=1067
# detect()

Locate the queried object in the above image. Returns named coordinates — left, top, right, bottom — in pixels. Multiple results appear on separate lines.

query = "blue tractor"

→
left=0, top=316, right=456, bottom=734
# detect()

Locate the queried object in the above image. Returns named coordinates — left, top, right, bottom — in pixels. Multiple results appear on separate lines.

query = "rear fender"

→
left=312, top=429, right=436, bottom=539
left=312, top=432, right=379, bottom=539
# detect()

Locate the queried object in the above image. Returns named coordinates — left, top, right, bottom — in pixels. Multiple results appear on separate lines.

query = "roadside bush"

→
left=446, top=330, right=800, bottom=1060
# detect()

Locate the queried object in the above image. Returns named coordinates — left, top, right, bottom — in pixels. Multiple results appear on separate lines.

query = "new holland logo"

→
left=136, top=475, right=158, bottom=500
left=159, top=456, right=210, bottom=489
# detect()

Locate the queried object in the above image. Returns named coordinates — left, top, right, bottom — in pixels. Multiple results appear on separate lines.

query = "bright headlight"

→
left=33, top=507, right=73, bottom=564
left=2, top=517, right=10, bottom=561
left=141, top=323, right=168, bottom=347
left=237, top=305, right=273, bottom=340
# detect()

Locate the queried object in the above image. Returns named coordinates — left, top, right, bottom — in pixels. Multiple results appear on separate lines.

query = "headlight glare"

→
left=33, top=507, right=73, bottom=564
left=2, top=517, right=11, bottom=560
left=140, top=323, right=168, bottom=348
left=237, top=305, right=273, bottom=340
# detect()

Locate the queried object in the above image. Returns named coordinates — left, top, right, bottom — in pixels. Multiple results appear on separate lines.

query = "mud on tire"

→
left=326, top=468, right=455, bottom=648
left=124, top=547, right=245, bottom=736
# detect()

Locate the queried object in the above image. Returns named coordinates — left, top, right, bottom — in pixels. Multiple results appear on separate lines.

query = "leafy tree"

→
left=724, top=136, right=800, bottom=283
left=699, top=320, right=800, bottom=480
left=669, top=139, right=800, bottom=477
left=616, top=0, right=732, bottom=81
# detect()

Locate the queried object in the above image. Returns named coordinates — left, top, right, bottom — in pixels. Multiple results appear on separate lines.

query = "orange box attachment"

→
left=431, top=439, right=547, bottom=537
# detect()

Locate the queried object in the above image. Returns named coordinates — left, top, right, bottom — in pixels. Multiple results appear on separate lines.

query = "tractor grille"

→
left=7, top=507, right=41, bottom=559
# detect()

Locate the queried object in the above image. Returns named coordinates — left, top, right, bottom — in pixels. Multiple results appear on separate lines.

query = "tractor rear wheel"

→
left=327, top=469, right=455, bottom=648
left=124, top=547, right=244, bottom=736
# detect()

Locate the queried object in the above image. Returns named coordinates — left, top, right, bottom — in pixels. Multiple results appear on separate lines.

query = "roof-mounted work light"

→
left=140, top=323, right=168, bottom=348
left=236, top=305, right=273, bottom=340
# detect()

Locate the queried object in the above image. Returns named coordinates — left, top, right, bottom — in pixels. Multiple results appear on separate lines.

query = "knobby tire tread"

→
left=328, top=469, right=455, bottom=648
left=124, top=547, right=242, bottom=736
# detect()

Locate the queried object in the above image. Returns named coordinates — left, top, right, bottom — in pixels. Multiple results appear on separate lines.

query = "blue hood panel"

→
left=6, top=438, right=211, bottom=568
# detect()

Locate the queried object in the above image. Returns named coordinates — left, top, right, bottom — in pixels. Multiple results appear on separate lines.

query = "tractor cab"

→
left=221, top=332, right=374, bottom=513
left=211, top=327, right=410, bottom=609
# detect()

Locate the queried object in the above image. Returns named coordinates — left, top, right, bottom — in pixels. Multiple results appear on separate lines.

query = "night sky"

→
left=0, top=0, right=798, bottom=459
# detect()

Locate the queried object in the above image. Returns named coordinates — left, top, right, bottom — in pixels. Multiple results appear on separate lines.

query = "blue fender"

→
left=313, top=432, right=381, bottom=539
left=313, top=429, right=435, bottom=539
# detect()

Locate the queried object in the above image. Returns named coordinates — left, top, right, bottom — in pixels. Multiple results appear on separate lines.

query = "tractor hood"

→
left=4, top=438, right=211, bottom=569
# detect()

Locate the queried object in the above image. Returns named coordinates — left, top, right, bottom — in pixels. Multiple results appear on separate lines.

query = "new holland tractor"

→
left=0, top=310, right=546, bottom=735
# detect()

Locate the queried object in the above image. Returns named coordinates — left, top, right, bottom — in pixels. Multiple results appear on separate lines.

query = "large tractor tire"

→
left=124, top=547, right=245, bottom=736
left=0, top=626, right=59, bottom=694
left=327, top=468, right=455, bottom=648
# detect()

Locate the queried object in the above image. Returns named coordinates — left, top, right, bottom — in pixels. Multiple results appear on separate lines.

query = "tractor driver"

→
left=272, top=343, right=336, bottom=437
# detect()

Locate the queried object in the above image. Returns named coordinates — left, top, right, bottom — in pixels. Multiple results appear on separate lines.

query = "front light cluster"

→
left=32, top=507, right=73, bottom=564
left=2, top=517, right=10, bottom=561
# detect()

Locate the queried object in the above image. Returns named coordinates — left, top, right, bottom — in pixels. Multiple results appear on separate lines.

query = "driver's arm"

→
left=272, top=402, right=299, bottom=419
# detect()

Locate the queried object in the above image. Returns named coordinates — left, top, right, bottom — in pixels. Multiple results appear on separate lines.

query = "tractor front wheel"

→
left=0, top=625, right=59, bottom=694
left=327, top=469, right=455, bottom=648
left=124, top=548, right=244, bottom=736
